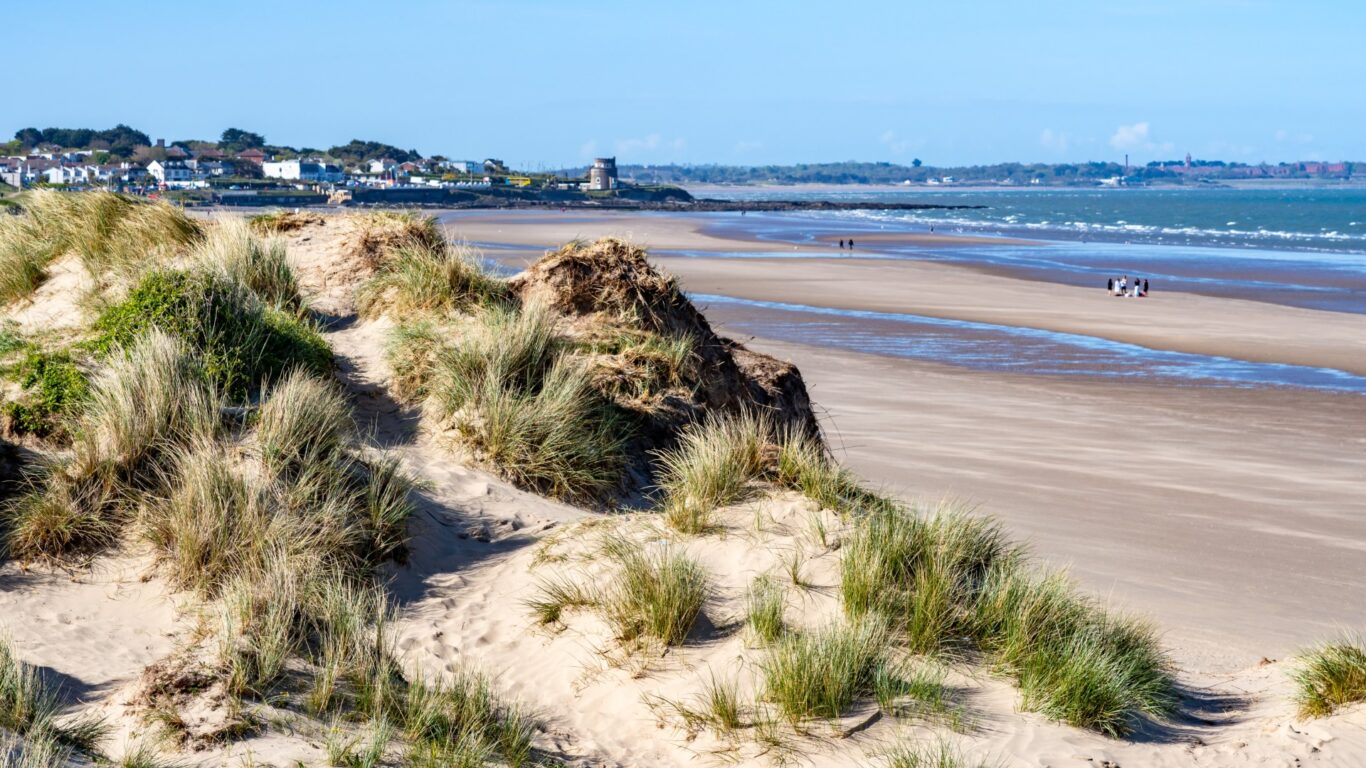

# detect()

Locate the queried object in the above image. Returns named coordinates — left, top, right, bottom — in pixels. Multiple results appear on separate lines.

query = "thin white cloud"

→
left=1109, top=122, right=1174, bottom=155
left=733, top=139, right=764, bottom=154
left=1274, top=129, right=1313, bottom=144
left=578, top=140, right=598, bottom=159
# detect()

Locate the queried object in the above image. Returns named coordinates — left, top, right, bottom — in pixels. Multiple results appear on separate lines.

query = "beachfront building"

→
left=589, top=157, right=617, bottom=190
left=262, top=159, right=345, bottom=183
left=146, top=159, right=200, bottom=188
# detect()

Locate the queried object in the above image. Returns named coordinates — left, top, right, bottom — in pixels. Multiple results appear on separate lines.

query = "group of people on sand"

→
left=1107, top=275, right=1149, bottom=297
left=838, top=238, right=856, bottom=249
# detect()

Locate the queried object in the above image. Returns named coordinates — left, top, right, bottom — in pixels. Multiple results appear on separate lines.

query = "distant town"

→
left=1, top=125, right=1360, bottom=211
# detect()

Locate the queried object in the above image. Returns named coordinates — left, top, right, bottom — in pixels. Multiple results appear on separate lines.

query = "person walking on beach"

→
left=839, top=239, right=845, bottom=249
left=849, top=238, right=855, bottom=249
left=1107, top=278, right=1114, bottom=294
left=1143, top=278, right=1150, bottom=296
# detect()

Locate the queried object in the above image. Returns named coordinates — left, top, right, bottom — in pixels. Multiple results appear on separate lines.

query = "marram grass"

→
left=1292, top=638, right=1366, bottom=719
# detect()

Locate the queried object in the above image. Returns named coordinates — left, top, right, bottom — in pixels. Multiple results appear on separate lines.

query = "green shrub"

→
left=91, top=269, right=331, bottom=400
left=2, top=350, right=89, bottom=438
left=1292, top=639, right=1366, bottom=719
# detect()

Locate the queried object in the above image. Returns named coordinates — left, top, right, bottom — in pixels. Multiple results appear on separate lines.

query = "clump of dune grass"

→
left=0, top=730, right=74, bottom=768
left=357, top=240, right=506, bottom=319
left=349, top=211, right=446, bottom=268
left=71, top=330, right=217, bottom=478
left=527, top=575, right=595, bottom=626
left=384, top=321, right=445, bottom=403
left=599, top=536, right=710, bottom=647
left=746, top=575, right=786, bottom=644
left=649, top=669, right=748, bottom=740
left=91, top=268, right=331, bottom=401
left=883, top=739, right=990, bottom=768
left=842, top=504, right=1019, bottom=655
left=248, top=209, right=322, bottom=235
left=3, top=191, right=201, bottom=284
left=841, top=503, right=1175, bottom=735
left=972, top=567, right=1175, bottom=735
left=193, top=217, right=302, bottom=312
left=775, top=429, right=897, bottom=515
left=760, top=617, right=891, bottom=723
left=1292, top=638, right=1366, bottom=719
left=2, top=471, right=118, bottom=562
left=0, top=213, right=55, bottom=303
left=0, top=634, right=107, bottom=755
left=652, top=411, right=770, bottom=533
left=254, top=370, right=351, bottom=475
left=429, top=301, right=629, bottom=502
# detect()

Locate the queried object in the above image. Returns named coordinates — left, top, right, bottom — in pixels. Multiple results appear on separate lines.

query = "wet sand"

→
left=447, top=209, right=1366, bottom=671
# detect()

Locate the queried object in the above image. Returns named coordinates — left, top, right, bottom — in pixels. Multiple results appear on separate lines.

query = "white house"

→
left=263, top=160, right=344, bottom=183
left=147, top=159, right=197, bottom=187
left=367, top=158, right=398, bottom=175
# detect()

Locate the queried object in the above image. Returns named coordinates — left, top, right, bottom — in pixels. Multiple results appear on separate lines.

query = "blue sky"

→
left=9, top=0, right=1362, bottom=166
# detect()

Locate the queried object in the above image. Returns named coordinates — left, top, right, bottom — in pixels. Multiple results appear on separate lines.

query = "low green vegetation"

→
left=1292, top=639, right=1366, bottom=719
left=0, top=634, right=106, bottom=760
left=842, top=503, right=1176, bottom=736
left=357, top=240, right=507, bottom=318
left=90, top=268, right=330, bottom=401
left=599, top=536, right=711, bottom=647
left=427, top=302, right=630, bottom=502
left=652, top=412, right=768, bottom=533
left=2, top=349, right=89, bottom=438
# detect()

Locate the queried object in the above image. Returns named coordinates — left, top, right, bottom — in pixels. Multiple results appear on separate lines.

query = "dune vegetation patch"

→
left=1292, top=638, right=1366, bottom=719
left=0, top=190, right=201, bottom=302
left=90, top=268, right=330, bottom=401
left=841, top=504, right=1176, bottom=736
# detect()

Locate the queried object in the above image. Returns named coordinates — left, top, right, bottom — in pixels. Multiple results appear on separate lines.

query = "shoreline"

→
left=445, top=210, right=1366, bottom=377
left=447, top=208, right=1366, bottom=672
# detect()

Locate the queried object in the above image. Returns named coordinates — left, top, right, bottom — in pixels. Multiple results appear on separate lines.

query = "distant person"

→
left=1107, top=278, right=1114, bottom=294
left=1144, top=278, right=1150, bottom=295
left=849, top=238, right=855, bottom=249
left=839, top=239, right=845, bottom=249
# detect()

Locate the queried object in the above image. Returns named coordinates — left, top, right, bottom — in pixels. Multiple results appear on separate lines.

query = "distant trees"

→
left=326, top=139, right=420, bottom=165
left=220, top=128, right=266, bottom=152
left=12, top=124, right=151, bottom=158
